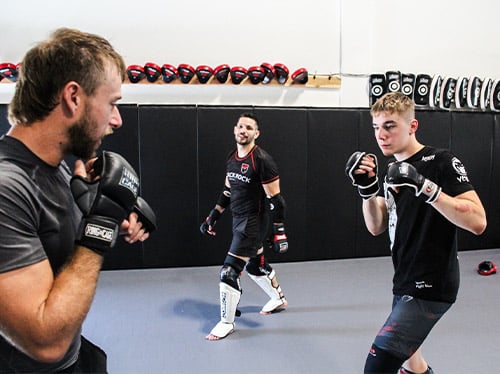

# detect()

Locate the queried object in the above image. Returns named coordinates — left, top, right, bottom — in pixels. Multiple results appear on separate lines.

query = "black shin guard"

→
left=364, top=344, right=404, bottom=374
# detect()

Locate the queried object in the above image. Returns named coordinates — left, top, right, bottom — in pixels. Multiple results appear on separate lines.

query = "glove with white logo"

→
left=71, top=151, right=140, bottom=255
left=268, top=223, right=289, bottom=254
left=386, top=161, right=441, bottom=204
left=265, top=194, right=289, bottom=253
left=345, top=151, right=379, bottom=199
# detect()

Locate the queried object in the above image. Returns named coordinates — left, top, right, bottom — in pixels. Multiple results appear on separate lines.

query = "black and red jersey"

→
left=226, top=145, right=279, bottom=217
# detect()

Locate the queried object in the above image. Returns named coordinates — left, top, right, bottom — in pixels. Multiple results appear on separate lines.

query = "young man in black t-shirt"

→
left=346, top=92, right=487, bottom=373
left=200, top=113, right=289, bottom=341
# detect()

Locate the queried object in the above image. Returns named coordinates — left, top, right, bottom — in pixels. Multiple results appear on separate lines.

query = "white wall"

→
left=1, top=0, right=499, bottom=107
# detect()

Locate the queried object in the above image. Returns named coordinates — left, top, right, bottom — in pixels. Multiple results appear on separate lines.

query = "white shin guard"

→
left=219, top=282, right=241, bottom=324
left=248, top=270, right=287, bottom=313
left=208, top=282, right=241, bottom=339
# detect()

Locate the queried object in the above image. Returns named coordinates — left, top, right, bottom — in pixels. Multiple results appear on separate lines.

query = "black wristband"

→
left=75, top=215, right=120, bottom=255
left=216, top=186, right=231, bottom=209
left=268, top=194, right=286, bottom=222
left=358, top=178, right=379, bottom=200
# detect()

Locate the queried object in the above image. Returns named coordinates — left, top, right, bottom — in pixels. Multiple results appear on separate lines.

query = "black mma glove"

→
left=269, top=223, right=288, bottom=254
left=71, top=151, right=139, bottom=255
left=264, top=194, right=288, bottom=253
left=200, top=208, right=221, bottom=236
left=386, top=161, right=441, bottom=204
left=345, top=151, right=379, bottom=199
left=133, top=196, right=158, bottom=233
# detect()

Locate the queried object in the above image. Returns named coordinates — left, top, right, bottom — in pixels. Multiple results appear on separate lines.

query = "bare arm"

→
left=385, top=160, right=487, bottom=236
left=263, top=179, right=280, bottom=199
left=431, top=190, right=487, bottom=235
left=0, top=158, right=150, bottom=363
left=0, top=248, right=102, bottom=363
left=362, top=195, right=388, bottom=236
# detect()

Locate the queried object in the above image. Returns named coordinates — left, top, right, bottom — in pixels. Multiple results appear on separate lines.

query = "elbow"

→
left=367, top=226, right=386, bottom=236
left=28, top=344, right=70, bottom=364
left=472, top=219, right=487, bottom=236
left=23, top=336, right=74, bottom=364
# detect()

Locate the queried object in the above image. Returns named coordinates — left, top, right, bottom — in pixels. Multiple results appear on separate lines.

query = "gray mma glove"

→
left=71, top=151, right=140, bottom=255
left=345, top=151, right=379, bottom=199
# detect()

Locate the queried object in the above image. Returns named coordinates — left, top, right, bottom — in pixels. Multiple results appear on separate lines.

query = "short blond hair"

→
left=370, top=92, right=415, bottom=121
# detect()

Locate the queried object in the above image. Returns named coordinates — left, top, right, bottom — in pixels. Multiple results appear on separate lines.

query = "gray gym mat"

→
left=83, top=248, right=500, bottom=373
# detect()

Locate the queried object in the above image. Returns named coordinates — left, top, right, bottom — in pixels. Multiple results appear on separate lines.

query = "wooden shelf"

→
left=125, top=73, right=341, bottom=88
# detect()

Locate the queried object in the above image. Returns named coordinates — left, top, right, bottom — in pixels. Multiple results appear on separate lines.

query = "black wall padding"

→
left=451, top=112, right=494, bottom=250
left=488, top=115, right=500, bottom=246
left=99, top=104, right=144, bottom=269
left=0, top=104, right=498, bottom=270
left=139, top=106, right=199, bottom=268
left=307, top=109, right=362, bottom=259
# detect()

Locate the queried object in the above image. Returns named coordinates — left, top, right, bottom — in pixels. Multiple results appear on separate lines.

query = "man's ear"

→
left=255, top=129, right=260, bottom=139
left=61, top=81, right=82, bottom=117
left=409, top=119, right=418, bottom=135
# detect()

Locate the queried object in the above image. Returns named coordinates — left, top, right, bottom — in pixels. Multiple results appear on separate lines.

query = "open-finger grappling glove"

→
left=345, top=151, right=380, bottom=200
left=71, top=151, right=157, bottom=255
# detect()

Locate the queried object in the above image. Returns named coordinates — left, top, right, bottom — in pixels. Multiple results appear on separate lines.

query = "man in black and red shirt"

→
left=200, top=112, right=288, bottom=341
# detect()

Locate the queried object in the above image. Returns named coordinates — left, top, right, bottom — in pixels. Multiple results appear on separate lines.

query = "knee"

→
left=246, top=253, right=273, bottom=276
left=220, top=255, right=246, bottom=291
left=364, top=344, right=404, bottom=374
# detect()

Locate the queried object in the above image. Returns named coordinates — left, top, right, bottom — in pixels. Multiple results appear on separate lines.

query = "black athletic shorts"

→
left=373, top=294, right=452, bottom=360
left=229, top=214, right=269, bottom=258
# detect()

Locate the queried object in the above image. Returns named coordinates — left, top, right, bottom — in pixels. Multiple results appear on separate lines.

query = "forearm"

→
left=362, top=196, right=388, bottom=236
left=214, top=204, right=225, bottom=214
left=15, top=247, right=102, bottom=362
left=431, top=191, right=487, bottom=235
left=215, top=179, right=231, bottom=214
left=43, top=247, right=102, bottom=333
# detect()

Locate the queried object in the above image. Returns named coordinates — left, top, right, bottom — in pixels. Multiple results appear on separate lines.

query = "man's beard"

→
left=235, top=135, right=251, bottom=145
left=66, top=108, right=99, bottom=160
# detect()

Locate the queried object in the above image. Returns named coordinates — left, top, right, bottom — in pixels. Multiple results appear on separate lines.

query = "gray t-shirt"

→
left=0, top=135, right=81, bottom=372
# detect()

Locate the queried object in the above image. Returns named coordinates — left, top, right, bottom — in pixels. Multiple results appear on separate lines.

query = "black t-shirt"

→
left=0, top=135, right=81, bottom=371
left=384, top=146, right=475, bottom=303
left=226, top=145, right=279, bottom=217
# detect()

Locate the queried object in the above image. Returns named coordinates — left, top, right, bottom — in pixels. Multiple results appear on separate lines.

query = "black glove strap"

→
left=358, top=178, right=380, bottom=200
left=273, top=222, right=286, bottom=234
left=75, top=216, right=120, bottom=255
